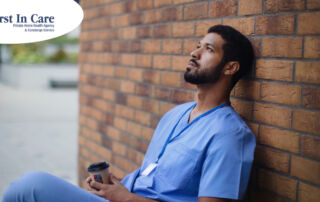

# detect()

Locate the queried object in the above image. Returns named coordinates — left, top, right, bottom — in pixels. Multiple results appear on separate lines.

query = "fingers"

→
left=109, top=174, right=121, bottom=185
left=90, top=180, right=105, bottom=190
left=88, top=189, right=104, bottom=197
left=86, top=177, right=92, bottom=184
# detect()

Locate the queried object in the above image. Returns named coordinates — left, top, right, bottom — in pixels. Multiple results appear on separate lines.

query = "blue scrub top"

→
left=122, top=101, right=256, bottom=201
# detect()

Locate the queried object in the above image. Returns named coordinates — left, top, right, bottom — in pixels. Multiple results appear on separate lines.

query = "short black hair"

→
left=208, top=25, right=255, bottom=88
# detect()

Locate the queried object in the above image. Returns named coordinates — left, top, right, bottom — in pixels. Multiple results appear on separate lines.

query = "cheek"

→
left=201, top=55, right=219, bottom=69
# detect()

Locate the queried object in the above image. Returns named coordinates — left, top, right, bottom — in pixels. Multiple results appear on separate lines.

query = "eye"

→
left=196, top=45, right=201, bottom=49
left=207, top=47, right=213, bottom=52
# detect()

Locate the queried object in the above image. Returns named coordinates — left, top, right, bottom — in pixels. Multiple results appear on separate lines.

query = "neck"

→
left=194, top=80, right=231, bottom=113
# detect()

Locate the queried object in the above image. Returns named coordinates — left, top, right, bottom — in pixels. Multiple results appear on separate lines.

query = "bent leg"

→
left=2, top=171, right=108, bottom=202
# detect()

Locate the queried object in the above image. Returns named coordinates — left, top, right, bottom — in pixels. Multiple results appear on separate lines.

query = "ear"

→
left=223, top=61, right=240, bottom=76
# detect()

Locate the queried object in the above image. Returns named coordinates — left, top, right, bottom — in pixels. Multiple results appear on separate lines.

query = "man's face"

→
left=184, top=33, right=226, bottom=84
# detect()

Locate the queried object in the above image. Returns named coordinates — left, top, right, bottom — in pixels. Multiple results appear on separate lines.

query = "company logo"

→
left=0, top=0, right=83, bottom=44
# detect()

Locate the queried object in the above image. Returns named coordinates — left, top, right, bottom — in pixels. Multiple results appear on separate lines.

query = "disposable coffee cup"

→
left=88, top=161, right=110, bottom=184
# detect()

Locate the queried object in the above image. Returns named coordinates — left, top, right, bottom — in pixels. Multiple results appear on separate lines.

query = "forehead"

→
left=200, top=33, right=225, bottom=48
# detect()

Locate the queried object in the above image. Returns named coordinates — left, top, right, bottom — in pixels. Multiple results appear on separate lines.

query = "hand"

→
left=86, top=174, right=132, bottom=201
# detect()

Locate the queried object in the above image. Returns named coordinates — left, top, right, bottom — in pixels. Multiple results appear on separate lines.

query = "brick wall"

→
left=78, top=0, right=320, bottom=201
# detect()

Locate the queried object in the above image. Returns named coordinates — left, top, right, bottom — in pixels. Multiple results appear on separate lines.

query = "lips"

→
left=186, top=59, right=199, bottom=70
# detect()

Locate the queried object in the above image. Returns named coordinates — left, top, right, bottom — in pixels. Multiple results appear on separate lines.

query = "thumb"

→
left=109, top=174, right=121, bottom=185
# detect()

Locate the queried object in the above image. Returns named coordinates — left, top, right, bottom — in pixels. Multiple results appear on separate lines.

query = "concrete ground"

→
left=0, top=83, right=78, bottom=197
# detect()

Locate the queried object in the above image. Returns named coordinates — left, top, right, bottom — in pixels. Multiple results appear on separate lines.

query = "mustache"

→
left=189, top=59, right=199, bottom=67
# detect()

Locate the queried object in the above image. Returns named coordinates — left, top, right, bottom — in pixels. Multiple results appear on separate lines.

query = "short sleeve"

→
left=198, top=127, right=255, bottom=200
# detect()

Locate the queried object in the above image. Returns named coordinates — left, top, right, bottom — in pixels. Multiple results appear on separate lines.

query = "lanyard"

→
left=155, top=101, right=230, bottom=163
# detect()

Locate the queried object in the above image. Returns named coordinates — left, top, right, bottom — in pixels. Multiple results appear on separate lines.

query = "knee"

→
left=2, top=171, right=52, bottom=202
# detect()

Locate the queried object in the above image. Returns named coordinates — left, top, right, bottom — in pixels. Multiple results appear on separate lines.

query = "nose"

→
left=190, top=47, right=201, bottom=60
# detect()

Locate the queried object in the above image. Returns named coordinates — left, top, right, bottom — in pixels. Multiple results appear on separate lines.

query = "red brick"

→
left=127, top=95, right=143, bottom=109
left=183, top=39, right=198, bottom=55
left=255, top=146, right=290, bottom=173
left=162, top=40, right=182, bottom=54
left=110, top=2, right=124, bottom=15
left=135, top=83, right=150, bottom=97
left=129, top=13, right=143, bottom=25
left=117, top=14, right=129, bottom=27
left=151, top=86, right=171, bottom=101
left=143, top=70, right=161, bottom=84
left=265, top=0, right=305, bottom=12
left=293, top=109, right=320, bottom=135
left=154, top=24, right=172, bottom=38
left=172, top=56, right=189, bottom=71
left=120, top=27, right=136, bottom=39
left=262, top=37, right=303, bottom=58
left=261, top=82, right=301, bottom=105
left=162, top=7, right=183, bottom=22
left=113, top=117, right=128, bottom=131
left=159, top=102, right=176, bottom=116
left=114, top=67, right=127, bottom=80
left=250, top=188, right=287, bottom=202
left=247, top=122, right=259, bottom=136
left=254, top=103, right=291, bottom=128
left=121, top=54, right=136, bottom=66
left=153, top=55, right=171, bottom=70
left=258, top=169, right=297, bottom=200
left=112, top=141, right=127, bottom=156
left=291, top=155, right=320, bottom=185
left=128, top=68, right=143, bottom=82
left=136, top=54, right=152, bottom=68
left=256, top=15, right=295, bottom=35
left=308, top=0, right=320, bottom=9
left=127, top=121, right=141, bottom=137
left=223, top=17, right=255, bottom=35
left=137, top=0, right=153, bottom=10
left=238, top=0, right=262, bottom=15
left=231, top=98, right=253, bottom=120
left=143, top=40, right=161, bottom=53
left=255, top=59, right=294, bottom=81
left=298, top=12, right=320, bottom=34
left=296, top=62, right=320, bottom=84
left=144, top=10, right=161, bottom=23
left=260, top=126, right=299, bottom=153
left=184, top=2, right=208, bottom=20
left=299, top=182, right=320, bottom=202
left=141, top=126, right=154, bottom=141
left=138, top=26, right=152, bottom=38
left=172, top=22, right=195, bottom=38
left=301, top=135, right=320, bottom=160
left=196, top=20, right=221, bottom=37
left=120, top=80, right=135, bottom=94
left=154, top=0, right=172, bottom=7
left=173, top=0, right=197, bottom=4
left=142, top=99, right=160, bottom=114
left=124, top=0, right=137, bottom=12
left=303, top=86, right=320, bottom=109
left=135, top=110, right=151, bottom=126
left=209, top=0, right=237, bottom=17
left=160, top=71, right=181, bottom=88
left=304, top=37, right=320, bottom=59
left=116, top=105, right=135, bottom=120
left=234, top=80, right=260, bottom=100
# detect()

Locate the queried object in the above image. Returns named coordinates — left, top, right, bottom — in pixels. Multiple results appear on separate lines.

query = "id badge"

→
left=141, top=163, right=158, bottom=176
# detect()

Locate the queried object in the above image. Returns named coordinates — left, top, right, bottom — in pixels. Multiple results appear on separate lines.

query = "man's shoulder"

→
left=212, top=107, right=254, bottom=137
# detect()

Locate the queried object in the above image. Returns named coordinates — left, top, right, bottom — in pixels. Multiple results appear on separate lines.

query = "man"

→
left=2, top=25, right=256, bottom=202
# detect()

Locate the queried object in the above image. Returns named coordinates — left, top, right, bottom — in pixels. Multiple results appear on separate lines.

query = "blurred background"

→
left=0, top=26, right=80, bottom=196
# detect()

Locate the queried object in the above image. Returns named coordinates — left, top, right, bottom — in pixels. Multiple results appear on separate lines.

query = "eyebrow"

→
left=198, top=42, right=215, bottom=49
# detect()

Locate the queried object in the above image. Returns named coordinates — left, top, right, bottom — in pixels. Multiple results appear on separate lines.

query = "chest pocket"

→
left=156, top=142, right=200, bottom=189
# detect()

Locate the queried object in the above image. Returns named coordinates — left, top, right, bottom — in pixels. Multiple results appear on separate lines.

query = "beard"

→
left=184, top=59, right=226, bottom=85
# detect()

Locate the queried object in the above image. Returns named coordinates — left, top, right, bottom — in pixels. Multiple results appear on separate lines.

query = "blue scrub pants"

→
left=2, top=171, right=107, bottom=202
